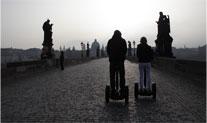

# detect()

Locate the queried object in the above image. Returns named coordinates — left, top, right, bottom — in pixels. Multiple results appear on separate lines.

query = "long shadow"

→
left=135, top=97, right=157, bottom=111
left=101, top=102, right=129, bottom=122
left=134, top=97, right=163, bottom=122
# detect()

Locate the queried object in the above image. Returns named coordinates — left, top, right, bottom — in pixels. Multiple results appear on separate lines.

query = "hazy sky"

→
left=2, top=0, right=206, bottom=50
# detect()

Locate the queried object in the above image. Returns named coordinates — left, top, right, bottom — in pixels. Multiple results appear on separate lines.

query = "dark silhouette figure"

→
left=128, top=41, right=132, bottom=56
left=81, top=42, right=85, bottom=58
left=137, top=38, right=154, bottom=63
left=155, top=12, right=174, bottom=57
left=96, top=46, right=100, bottom=57
left=60, top=51, right=64, bottom=70
left=86, top=42, right=90, bottom=57
left=41, top=19, right=54, bottom=59
left=107, top=30, right=127, bottom=95
left=137, top=37, right=153, bottom=91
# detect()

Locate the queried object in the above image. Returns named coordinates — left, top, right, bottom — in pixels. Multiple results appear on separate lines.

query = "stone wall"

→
left=1, top=59, right=57, bottom=79
left=152, top=57, right=206, bottom=77
left=127, top=56, right=206, bottom=77
left=1, top=57, right=94, bottom=80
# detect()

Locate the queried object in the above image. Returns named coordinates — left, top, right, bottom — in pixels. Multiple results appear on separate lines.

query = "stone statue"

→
left=41, top=19, right=54, bottom=59
left=155, top=12, right=174, bottom=57
left=91, top=39, right=100, bottom=58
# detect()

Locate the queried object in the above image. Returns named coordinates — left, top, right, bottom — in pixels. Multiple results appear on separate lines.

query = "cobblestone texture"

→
left=2, top=58, right=206, bottom=122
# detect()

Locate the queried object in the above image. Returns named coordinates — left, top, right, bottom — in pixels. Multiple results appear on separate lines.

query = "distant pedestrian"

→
left=60, top=51, right=64, bottom=70
left=86, top=42, right=90, bottom=57
left=137, top=37, right=153, bottom=91
left=96, top=46, right=100, bottom=57
left=128, top=41, right=132, bottom=56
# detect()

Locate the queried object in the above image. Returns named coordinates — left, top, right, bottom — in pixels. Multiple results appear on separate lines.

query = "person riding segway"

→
left=134, top=37, right=156, bottom=99
left=105, top=30, right=129, bottom=104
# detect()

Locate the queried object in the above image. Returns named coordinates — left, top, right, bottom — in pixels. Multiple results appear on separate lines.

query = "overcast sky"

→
left=2, top=0, right=206, bottom=50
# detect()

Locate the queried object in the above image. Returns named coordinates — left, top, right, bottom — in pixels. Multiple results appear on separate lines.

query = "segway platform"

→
left=105, top=63, right=129, bottom=104
left=134, top=82, right=156, bottom=99
left=105, top=85, right=129, bottom=104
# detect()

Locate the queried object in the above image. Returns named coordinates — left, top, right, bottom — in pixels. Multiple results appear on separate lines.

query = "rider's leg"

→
left=139, top=63, right=145, bottom=90
left=146, top=63, right=152, bottom=91
left=119, top=62, right=125, bottom=92
left=110, top=62, right=115, bottom=93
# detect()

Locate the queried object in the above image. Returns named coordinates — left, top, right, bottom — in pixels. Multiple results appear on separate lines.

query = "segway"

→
left=105, top=65, right=129, bottom=104
left=134, top=69, right=156, bottom=99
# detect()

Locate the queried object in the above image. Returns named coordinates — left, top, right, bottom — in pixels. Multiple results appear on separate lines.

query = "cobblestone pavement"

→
left=2, top=58, right=206, bottom=122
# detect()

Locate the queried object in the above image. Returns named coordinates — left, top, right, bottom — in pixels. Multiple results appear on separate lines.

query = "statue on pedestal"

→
left=155, top=12, right=174, bottom=57
left=41, top=19, right=54, bottom=59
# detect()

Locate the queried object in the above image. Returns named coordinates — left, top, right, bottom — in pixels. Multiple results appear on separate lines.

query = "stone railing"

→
left=1, top=59, right=57, bottom=79
left=152, top=57, right=206, bottom=77
left=127, top=56, right=206, bottom=77
left=1, top=57, right=96, bottom=80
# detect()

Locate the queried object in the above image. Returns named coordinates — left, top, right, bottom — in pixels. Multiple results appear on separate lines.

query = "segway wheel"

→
left=105, top=85, right=110, bottom=103
left=152, top=83, right=156, bottom=99
left=125, top=86, right=129, bottom=104
left=134, top=83, right=138, bottom=99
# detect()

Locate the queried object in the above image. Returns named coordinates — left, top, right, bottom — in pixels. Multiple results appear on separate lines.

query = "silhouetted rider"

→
left=137, top=37, right=153, bottom=91
left=107, top=30, right=127, bottom=95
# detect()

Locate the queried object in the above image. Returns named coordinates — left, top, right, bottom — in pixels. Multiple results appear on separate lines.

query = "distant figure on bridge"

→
left=60, top=51, right=64, bottom=70
left=96, top=46, right=100, bottom=57
left=137, top=37, right=153, bottom=91
left=86, top=42, right=90, bottom=57
left=128, top=41, right=132, bottom=56
left=107, top=30, right=127, bottom=95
